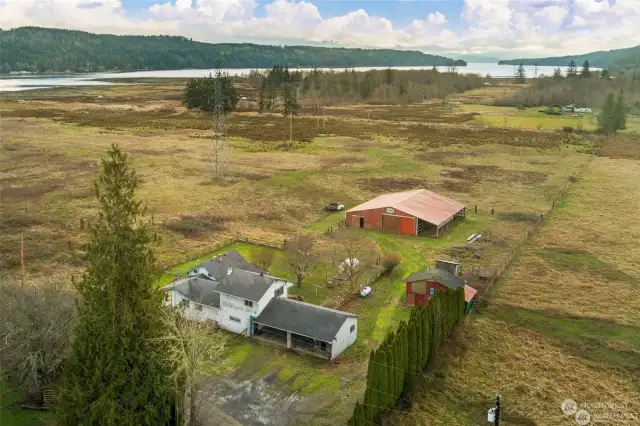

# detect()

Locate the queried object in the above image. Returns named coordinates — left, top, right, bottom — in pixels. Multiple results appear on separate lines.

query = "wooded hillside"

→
left=498, top=45, right=640, bottom=72
left=0, top=27, right=466, bottom=74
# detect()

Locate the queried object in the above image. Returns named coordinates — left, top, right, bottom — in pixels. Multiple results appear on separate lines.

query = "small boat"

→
left=360, top=286, right=372, bottom=297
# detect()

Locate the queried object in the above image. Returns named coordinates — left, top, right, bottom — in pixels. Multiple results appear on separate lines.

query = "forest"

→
left=499, top=44, right=640, bottom=72
left=0, top=27, right=466, bottom=74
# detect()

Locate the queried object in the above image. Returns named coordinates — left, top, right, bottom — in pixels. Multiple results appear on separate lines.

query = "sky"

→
left=1, top=0, right=639, bottom=59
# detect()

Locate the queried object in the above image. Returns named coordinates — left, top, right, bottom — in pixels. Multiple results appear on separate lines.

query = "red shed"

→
left=404, top=260, right=476, bottom=308
left=345, top=189, right=465, bottom=237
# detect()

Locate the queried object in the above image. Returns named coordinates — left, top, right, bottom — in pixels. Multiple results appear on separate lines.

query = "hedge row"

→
left=350, top=287, right=466, bottom=425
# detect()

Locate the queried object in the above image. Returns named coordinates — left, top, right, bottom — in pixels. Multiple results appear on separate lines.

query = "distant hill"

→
left=498, top=45, right=640, bottom=72
left=454, top=54, right=502, bottom=63
left=0, top=27, right=466, bottom=74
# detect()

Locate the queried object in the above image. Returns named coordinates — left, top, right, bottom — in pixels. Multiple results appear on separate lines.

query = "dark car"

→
left=324, top=202, right=345, bottom=211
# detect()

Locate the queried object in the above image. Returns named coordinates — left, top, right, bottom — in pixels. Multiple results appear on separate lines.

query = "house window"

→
left=274, top=286, right=284, bottom=298
left=179, top=299, right=190, bottom=309
left=244, top=300, right=254, bottom=308
left=319, top=341, right=327, bottom=351
left=229, top=316, right=241, bottom=323
left=194, top=303, right=203, bottom=311
left=350, top=325, right=355, bottom=333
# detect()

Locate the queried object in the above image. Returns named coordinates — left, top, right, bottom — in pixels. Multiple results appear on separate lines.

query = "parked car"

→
left=360, top=286, right=372, bottom=297
left=325, top=202, right=344, bottom=211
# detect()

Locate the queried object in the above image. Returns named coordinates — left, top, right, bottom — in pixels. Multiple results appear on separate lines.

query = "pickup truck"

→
left=324, top=202, right=344, bottom=211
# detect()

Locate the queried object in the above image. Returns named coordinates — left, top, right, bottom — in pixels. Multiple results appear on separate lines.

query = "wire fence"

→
left=156, top=234, right=285, bottom=273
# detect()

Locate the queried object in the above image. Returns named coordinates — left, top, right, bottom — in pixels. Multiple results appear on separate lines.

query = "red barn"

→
left=404, top=260, right=476, bottom=308
left=345, top=189, right=466, bottom=237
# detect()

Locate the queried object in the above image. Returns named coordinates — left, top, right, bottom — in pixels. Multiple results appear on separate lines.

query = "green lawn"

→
left=456, top=104, right=598, bottom=130
left=0, top=380, right=54, bottom=426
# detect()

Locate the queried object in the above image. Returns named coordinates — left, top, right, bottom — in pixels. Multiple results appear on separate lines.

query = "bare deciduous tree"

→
left=286, top=235, right=316, bottom=287
left=0, top=278, right=76, bottom=400
left=158, top=307, right=226, bottom=426
left=332, top=229, right=374, bottom=291
left=252, top=248, right=274, bottom=272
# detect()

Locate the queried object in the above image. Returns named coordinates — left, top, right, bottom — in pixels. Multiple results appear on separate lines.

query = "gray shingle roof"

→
left=164, top=277, right=221, bottom=308
left=403, top=268, right=466, bottom=290
left=215, top=270, right=280, bottom=302
left=198, top=249, right=263, bottom=281
left=255, top=298, right=357, bottom=342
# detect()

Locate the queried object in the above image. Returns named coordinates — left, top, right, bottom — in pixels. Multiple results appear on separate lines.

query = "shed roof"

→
left=163, top=277, right=221, bottom=308
left=347, top=189, right=465, bottom=226
left=199, top=249, right=263, bottom=281
left=404, top=267, right=467, bottom=290
left=255, top=298, right=357, bottom=342
left=215, top=270, right=283, bottom=302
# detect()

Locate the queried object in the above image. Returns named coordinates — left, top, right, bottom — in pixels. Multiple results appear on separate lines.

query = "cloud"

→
left=0, top=0, right=639, bottom=57
left=427, top=11, right=447, bottom=25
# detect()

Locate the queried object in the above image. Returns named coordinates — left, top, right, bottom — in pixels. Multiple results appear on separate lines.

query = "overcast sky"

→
left=1, top=0, right=638, bottom=58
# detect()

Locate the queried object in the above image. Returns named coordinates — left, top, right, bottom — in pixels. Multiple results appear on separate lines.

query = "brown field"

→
left=1, top=80, right=638, bottom=425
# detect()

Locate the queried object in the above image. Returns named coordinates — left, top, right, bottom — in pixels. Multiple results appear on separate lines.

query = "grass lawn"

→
left=0, top=380, right=54, bottom=426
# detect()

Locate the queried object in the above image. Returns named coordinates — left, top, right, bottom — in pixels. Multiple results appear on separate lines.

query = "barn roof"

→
left=255, top=298, right=357, bottom=342
left=347, top=189, right=465, bottom=226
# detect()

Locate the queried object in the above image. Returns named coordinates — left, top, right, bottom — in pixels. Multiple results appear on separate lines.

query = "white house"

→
left=162, top=250, right=359, bottom=359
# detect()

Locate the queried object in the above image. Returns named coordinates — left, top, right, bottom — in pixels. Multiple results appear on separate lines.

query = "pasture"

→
left=2, top=80, right=636, bottom=425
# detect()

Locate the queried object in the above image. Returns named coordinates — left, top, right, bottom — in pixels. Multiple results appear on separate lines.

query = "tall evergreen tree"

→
left=613, top=89, right=627, bottom=131
left=407, top=324, right=418, bottom=374
left=386, top=345, right=396, bottom=408
left=580, top=60, right=592, bottom=78
left=421, top=308, right=431, bottom=365
left=567, top=60, right=578, bottom=77
left=56, top=146, right=176, bottom=425
left=553, top=67, right=563, bottom=80
left=515, top=62, right=526, bottom=84
left=600, top=69, right=610, bottom=80
left=598, top=93, right=617, bottom=135
left=377, top=349, right=389, bottom=412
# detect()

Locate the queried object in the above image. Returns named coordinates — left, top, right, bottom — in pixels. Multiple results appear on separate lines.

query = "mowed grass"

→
left=0, top=379, right=54, bottom=426
left=387, top=155, right=640, bottom=425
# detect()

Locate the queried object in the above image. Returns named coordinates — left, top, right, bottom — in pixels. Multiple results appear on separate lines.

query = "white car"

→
left=360, top=286, right=372, bottom=297
left=325, top=203, right=345, bottom=211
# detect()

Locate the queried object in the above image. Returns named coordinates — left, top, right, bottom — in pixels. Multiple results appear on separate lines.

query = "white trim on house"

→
left=331, top=316, right=358, bottom=359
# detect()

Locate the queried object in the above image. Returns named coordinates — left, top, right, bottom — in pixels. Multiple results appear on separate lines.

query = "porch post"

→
left=286, top=331, right=292, bottom=348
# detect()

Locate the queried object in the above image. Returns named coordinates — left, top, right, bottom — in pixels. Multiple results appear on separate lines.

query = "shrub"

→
left=381, top=252, right=401, bottom=275
left=562, top=126, right=574, bottom=133
left=252, top=249, right=274, bottom=271
left=165, top=214, right=226, bottom=237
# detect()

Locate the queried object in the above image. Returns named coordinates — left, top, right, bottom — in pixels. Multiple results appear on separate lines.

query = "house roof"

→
left=254, top=298, right=357, bottom=342
left=163, top=277, right=221, bottom=308
left=215, top=270, right=282, bottom=302
left=198, top=249, right=263, bottom=281
left=347, top=189, right=465, bottom=227
left=404, top=267, right=467, bottom=290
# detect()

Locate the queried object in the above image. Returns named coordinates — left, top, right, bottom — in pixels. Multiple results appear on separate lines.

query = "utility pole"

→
left=488, top=393, right=501, bottom=425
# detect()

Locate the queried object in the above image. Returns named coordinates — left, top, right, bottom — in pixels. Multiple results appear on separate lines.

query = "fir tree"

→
left=613, top=89, right=627, bottom=131
left=421, top=308, right=431, bottom=365
left=56, top=146, right=176, bottom=425
left=580, top=60, right=591, bottom=78
left=515, top=62, right=526, bottom=84
left=598, top=93, right=616, bottom=135
left=553, top=67, right=563, bottom=80
left=567, top=60, right=578, bottom=77
left=386, top=345, right=396, bottom=408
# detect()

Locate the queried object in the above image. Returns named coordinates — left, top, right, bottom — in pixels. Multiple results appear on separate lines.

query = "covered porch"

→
left=251, top=321, right=332, bottom=360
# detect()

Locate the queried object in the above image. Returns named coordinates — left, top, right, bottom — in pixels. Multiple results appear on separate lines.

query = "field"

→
left=1, top=80, right=637, bottom=425
left=387, top=156, right=640, bottom=425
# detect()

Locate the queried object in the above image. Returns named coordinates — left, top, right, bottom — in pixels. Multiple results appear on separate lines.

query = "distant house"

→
left=404, top=260, right=477, bottom=312
left=345, top=189, right=466, bottom=237
left=163, top=250, right=358, bottom=359
left=561, top=104, right=576, bottom=113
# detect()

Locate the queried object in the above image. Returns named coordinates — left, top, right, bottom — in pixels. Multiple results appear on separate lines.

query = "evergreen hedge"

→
left=349, top=287, right=466, bottom=425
